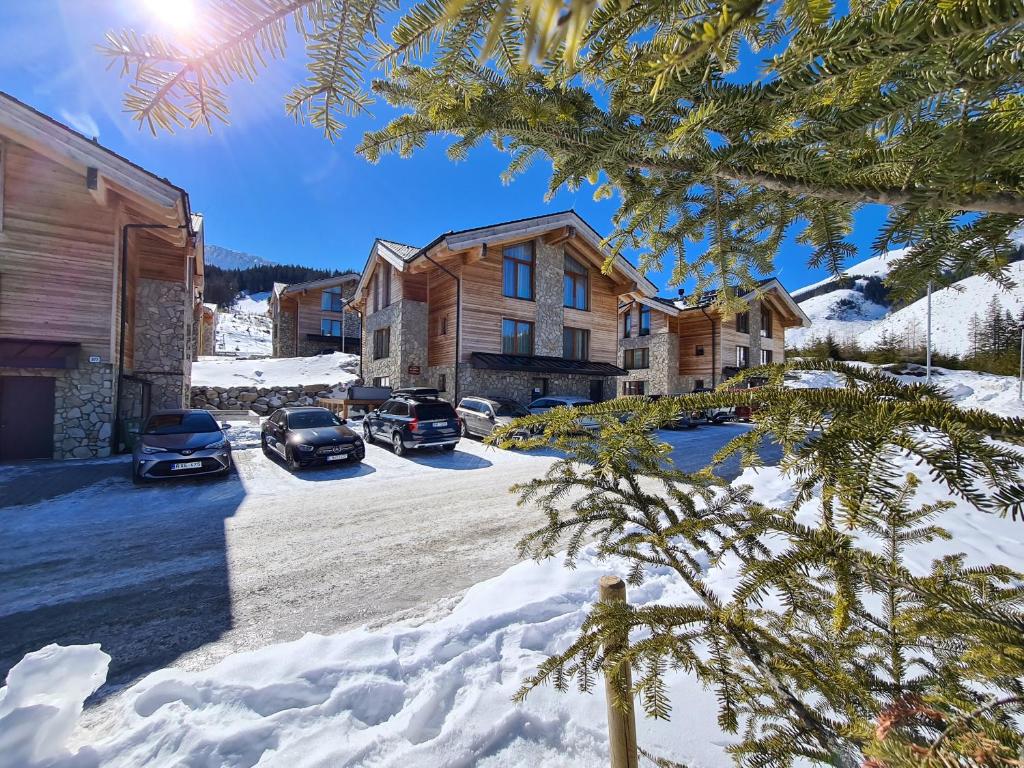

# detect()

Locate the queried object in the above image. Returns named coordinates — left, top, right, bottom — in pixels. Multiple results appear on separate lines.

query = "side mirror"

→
left=338, top=418, right=347, bottom=425
left=488, top=412, right=496, bottom=421
left=220, top=422, right=231, bottom=431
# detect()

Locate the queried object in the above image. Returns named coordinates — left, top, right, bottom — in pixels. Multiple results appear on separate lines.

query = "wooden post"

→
left=600, top=575, right=638, bottom=768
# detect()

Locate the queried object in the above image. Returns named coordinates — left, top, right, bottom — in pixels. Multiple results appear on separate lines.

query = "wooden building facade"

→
left=0, top=92, right=203, bottom=460
left=350, top=212, right=658, bottom=405
left=270, top=273, right=361, bottom=358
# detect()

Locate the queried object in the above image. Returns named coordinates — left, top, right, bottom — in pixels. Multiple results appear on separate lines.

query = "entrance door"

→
left=0, top=376, right=56, bottom=460
left=589, top=379, right=605, bottom=403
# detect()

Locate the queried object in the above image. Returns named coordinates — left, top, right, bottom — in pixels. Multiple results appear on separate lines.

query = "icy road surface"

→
left=0, top=424, right=766, bottom=712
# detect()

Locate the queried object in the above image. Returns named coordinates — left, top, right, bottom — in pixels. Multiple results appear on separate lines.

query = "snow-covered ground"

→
left=192, top=352, right=359, bottom=389
left=786, top=288, right=889, bottom=348
left=216, top=292, right=273, bottom=356
left=856, top=261, right=1024, bottom=355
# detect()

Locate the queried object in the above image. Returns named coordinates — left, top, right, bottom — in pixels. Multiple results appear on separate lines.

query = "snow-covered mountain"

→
left=205, top=244, right=276, bottom=270
left=212, top=291, right=273, bottom=357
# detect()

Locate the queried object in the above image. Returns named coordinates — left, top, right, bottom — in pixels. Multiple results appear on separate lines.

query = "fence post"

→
left=600, top=575, right=638, bottom=768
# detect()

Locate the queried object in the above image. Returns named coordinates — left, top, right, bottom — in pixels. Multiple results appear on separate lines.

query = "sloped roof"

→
left=377, top=239, right=419, bottom=262
left=279, top=272, right=361, bottom=295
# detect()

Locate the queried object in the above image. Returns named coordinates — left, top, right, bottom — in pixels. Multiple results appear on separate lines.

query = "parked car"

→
left=362, top=388, right=460, bottom=456
left=527, top=395, right=600, bottom=432
left=262, top=406, right=365, bottom=470
left=644, top=394, right=698, bottom=429
left=691, top=387, right=736, bottom=423
left=456, top=396, right=532, bottom=439
left=133, top=409, right=232, bottom=484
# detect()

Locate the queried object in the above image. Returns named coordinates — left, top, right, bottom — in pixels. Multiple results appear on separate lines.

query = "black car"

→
left=362, top=388, right=460, bottom=456
left=262, top=407, right=365, bottom=470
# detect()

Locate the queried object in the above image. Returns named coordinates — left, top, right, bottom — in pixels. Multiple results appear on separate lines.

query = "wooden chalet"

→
left=270, top=272, right=361, bottom=357
left=0, top=91, right=203, bottom=460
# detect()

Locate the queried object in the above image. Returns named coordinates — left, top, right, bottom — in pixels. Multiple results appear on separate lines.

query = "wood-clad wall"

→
left=564, top=268, right=619, bottom=363
left=137, top=230, right=187, bottom=282
left=0, top=139, right=116, bottom=360
left=458, top=246, right=535, bottom=363
left=674, top=312, right=715, bottom=382
left=426, top=267, right=456, bottom=366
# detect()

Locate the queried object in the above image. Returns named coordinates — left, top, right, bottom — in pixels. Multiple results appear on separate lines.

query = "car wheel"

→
left=286, top=446, right=303, bottom=471
left=352, top=443, right=366, bottom=462
left=131, top=466, right=146, bottom=485
left=392, top=432, right=406, bottom=457
left=363, top=421, right=374, bottom=444
left=442, top=443, right=456, bottom=452
left=460, top=419, right=471, bottom=438
left=261, top=435, right=273, bottom=457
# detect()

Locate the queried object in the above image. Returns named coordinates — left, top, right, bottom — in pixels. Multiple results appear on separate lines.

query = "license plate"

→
left=172, top=461, right=202, bottom=471
left=326, top=453, right=348, bottom=462
left=428, top=420, right=449, bottom=427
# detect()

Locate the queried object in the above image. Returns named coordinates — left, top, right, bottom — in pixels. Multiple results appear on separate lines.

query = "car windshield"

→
left=144, top=412, right=220, bottom=435
left=495, top=402, right=529, bottom=417
left=288, top=411, right=342, bottom=429
left=414, top=403, right=455, bottom=420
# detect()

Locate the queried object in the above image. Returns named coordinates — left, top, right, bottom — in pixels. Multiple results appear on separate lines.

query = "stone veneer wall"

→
left=533, top=238, right=565, bottom=356
left=133, top=278, right=191, bottom=409
left=200, top=315, right=216, bottom=357
left=2, top=365, right=115, bottom=459
left=274, top=306, right=297, bottom=357
left=191, top=383, right=353, bottom=415
left=456, top=365, right=614, bottom=405
left=362, top=299, right=430, bottom=387
left=617, top=332, right=680, bottom=396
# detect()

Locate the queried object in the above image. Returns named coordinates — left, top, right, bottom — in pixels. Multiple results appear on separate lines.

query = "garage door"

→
left=0, top=376, right=55, bottom=460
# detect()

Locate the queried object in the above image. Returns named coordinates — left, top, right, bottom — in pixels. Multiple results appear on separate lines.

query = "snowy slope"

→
left=204, top=244, right=275, bottom=269
left=787, top=288, right=889, bottom=348
left=192, top=352, right=359, bottom=388
left=215, top=292, right=273, bottom=356
left=856, top=261, right=1024, bottom=355
left=794, top=247, right=906, bottom=296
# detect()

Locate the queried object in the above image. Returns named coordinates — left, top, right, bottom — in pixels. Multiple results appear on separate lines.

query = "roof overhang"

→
left=470, top=352, right=627, bottom=377
left=746, top=279, right=812, bottom=327
left=353, top=239, right=418, bottom=304
left=280, top=272, right=361, bottom=296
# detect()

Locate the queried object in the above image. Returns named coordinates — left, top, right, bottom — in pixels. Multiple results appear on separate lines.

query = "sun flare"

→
left=143, top=0, right=197, bottom=30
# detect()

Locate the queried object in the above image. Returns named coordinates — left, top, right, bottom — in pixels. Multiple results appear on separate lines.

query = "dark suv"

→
left=362, top=388, right=460, bottom=456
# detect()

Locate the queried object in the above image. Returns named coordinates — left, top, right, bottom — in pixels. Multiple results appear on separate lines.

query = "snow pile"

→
left=0, top=644, right=109, bottom=767
left=216, top=292, right=273, bottom=356
left=192, top=352, right=360, bottom=389
left=6, top=451, right=1021, bottom=768
left=787, top=288, right=889, bottom=348
left=856, top=261, right=1024, bottom=356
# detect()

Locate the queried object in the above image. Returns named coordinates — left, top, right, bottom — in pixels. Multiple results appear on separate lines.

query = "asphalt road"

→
left=0, top=422, right=769, bottom=716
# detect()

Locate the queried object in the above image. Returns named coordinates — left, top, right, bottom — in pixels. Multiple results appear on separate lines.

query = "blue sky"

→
left=0, top=0, right=888, bottom=294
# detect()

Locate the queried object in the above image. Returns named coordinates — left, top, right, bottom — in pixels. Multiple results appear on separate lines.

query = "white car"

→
left=527, top=396, right=600, bottom=432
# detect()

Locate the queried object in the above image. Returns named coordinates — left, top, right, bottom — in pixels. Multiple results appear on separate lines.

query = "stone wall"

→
left=534, top=239, right=565, bottom=356
left=274, top=306, right=297, bottom=357
left=3, top=365, right=115, bottom=459
left=362, top=299, right=430, bottom=387
left=456, top=365, right=614, bottom=405
left=617, top=332, right=680, bottom=396
left=133, top=278, right=191, bottom=409
left=191, top=382, right=354, bottom=415
left=200, top=315, right=216, bottom=358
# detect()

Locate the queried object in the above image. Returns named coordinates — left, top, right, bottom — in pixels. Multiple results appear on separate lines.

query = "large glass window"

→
left=736, top=345, right=750, bottom=368
left=563, top=327, right=590, bottom=360
left=639, top=305, right=651, bottom=336
left=502, top=242, right=535, bottom=300
left=623, top=310, right=632, bottom=339
left=501, top=318, right=534, bottom=355
left=760, top=308, right=773, bottom=338
left=373, top=327, right=391, bottom=359
left=624, top=347, right=649, bottom=370
left=760, top=349, right=774, bottom=365
left=321, top=286, right=344, bottom=312
left=563, top=254, right=589, bottom=310
left=321, top=318, right=342, bottom=336
left=736, top=311, right=750, bottom=334
left=623, top=380, right=646, bottom=396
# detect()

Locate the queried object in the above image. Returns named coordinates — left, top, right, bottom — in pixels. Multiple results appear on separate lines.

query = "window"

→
left=373, top=376, right=391, bottom=388
left=373, top=327, right=391, bottom=359
left=624, top=347, right=649, bottom=370
left=532, top=378, right=549, bottom=398
left=321, top=318, right=342, bottom=336
left=760, top=349, right=774, bottom=365
left=623, top=381, right=646, bottom=396
left=372, top=261, right=392, bottom=312
left=563, top=327, right=590, bottom=360
left=694, top=379, right=705, bottom=390
left=735, top=311, right=750, bottom=334
left=639, top=305, right=651, bottom=336
left=439, top=315, right=448, bottom=336
left=502, top=318, right=534, bottom=355
left=761, top=308, right=773, bottom=338
left=736, top=345, right=750, bottom=368
left=502, top=242, right=535, bottom=300
left=563, top=254, right=589, bottom=310
left=695, top=345, right=705, bottom=356
left=438, top=373, right=447, bottom=392
left=321, top=286, right=344, bottom=312
left=623, top=310, right=632, bottom=339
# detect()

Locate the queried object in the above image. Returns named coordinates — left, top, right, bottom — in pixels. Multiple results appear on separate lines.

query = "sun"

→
left=143, top=0, right=197, bottom=30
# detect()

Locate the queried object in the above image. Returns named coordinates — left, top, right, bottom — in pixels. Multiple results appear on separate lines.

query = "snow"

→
left=794, top=247, right=907, bottom=295
left=856, top=261, right=1024, bottom=356
left=787, top=288, right=889, bottom=348
left=192, top=352, right=360, bottom=389
left=216, top=293, right=273, bottom=356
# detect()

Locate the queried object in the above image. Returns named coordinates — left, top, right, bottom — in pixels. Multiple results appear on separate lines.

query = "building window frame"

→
left=563, top=253, right=590, bottom=310
left=623, top=380, right=646, bottom=396
left=438, top=373, right=447, bottom=391
left=735, top=311, right=750, bottom=334
left=760, top=308, right=773, bottom=338
left=373, top=376, right=391, bottom=388
left=563, top=327, right=590, bottom=361
left=694, top=379, right=705, bottom=390
left=501, top=318, right=534, bottom=355
left=760, top=349, right=774, bottom=365
left=373, top=327, right=391, bottom=359
left=321, top=318, right=342, bottom=337
left=736, top=345, right=750, bottom=368
left=695, top=344, right=705, bottom=356
left=639, top=304, right=651, bottom=336
left=623, top=310, right=632, bottom=339
left=321, top=286, right=344, bottom=312
left=502, top=241, right=535, bottom=301
left=624, top=347, right=649, bottom=370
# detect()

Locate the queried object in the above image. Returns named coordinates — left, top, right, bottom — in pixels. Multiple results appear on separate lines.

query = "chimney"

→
left=677, top=287, right=686, bottom=298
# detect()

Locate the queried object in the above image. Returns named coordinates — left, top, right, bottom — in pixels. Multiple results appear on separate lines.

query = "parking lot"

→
left=0, top=422, right=770, bottom=713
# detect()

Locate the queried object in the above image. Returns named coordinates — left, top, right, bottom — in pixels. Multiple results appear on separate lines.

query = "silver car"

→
left=132, top=409, right=232, bottom=484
